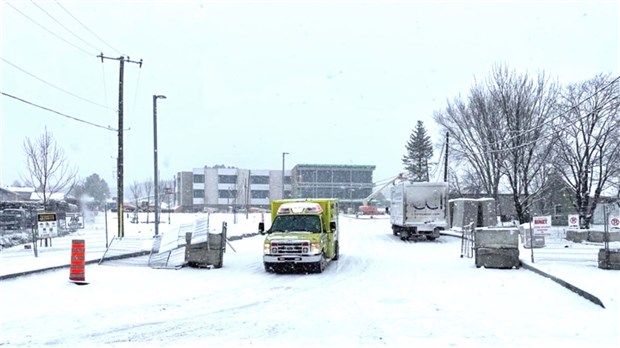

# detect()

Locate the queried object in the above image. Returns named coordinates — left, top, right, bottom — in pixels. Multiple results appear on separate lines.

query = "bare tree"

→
left=433, top=77, right=506, bottom=206
left=143, top=180, right=153, bottom=223
left=158, top=179, right=172, bottom=217
left=435, top=65, right=560, bottom=223
left=129, top=181, right=142, bottom=219
left=159, top=179, right=174, bottom=211
left=553, top=74, right=620, bottom=228
left=487, top=66, right=560, bottom=223
left=22, top=128, right=78, bottom=210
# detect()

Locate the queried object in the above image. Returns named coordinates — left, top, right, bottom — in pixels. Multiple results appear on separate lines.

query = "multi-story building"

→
left=176, top=164, right=375, bottom=212
left=176, top=167, right=292, bottom=212
left=292, top=164, right=376, bottom=210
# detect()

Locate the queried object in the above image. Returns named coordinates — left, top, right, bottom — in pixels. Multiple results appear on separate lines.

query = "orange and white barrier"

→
left=69, top=239, right=88, bottom=284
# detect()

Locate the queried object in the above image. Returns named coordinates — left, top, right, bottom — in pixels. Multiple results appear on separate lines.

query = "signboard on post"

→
left=37, top=212, right=58, bottom=239
left=610, top=216, right=620, bottom=230
left=525, top=215, right=550, bottom=248
left=568, top=214, right=579, bottom=228
left=533, top=216, right=551, bottom=232
left=65, top=213, right=84, bottom=229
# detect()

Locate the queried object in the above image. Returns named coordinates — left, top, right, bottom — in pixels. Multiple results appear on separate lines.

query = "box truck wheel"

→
left=400, top=230, right=410, bottom=241
left=428, top=227, right=441, bottom=240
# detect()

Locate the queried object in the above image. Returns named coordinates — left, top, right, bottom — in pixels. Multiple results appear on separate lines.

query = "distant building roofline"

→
left=3, top=186, right=35, bottom=193
left=294, top=164, right=376, bottom=170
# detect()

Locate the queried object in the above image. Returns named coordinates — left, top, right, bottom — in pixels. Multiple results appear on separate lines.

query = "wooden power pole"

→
left=97, top=53, right=142, bottom=237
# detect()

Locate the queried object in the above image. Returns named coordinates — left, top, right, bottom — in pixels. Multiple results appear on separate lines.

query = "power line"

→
left=1, top=57, right=117, bottom=112
left=131, top=68, right=142, bottom=112
left=5, top=1, right=96, bottom=56
left=1, top=91, right=117, bottom=132
left=101, top=63, right=111, bottom=111
left=29, top=0, right=102, bottom=53
left=54, top=0, right=124, bottom=56
left=502, top=75, right=620, bottom=147
left=450, top=75, right=620, bottom=157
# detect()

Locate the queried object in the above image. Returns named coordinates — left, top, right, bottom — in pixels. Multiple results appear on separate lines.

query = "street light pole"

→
left=282, top=152, right=289, bottom=199
left=153, top=94, right=166, bottom=236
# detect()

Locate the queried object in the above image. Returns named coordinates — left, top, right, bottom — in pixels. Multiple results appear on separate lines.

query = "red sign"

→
left=533, top=216, right=551, bottom=226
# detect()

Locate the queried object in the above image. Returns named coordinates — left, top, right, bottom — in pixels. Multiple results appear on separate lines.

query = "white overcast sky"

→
left=1, top=0, right=618, bottom=189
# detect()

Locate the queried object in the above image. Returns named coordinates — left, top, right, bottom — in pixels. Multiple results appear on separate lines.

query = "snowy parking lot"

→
left=0, top=213, right=618, bottom=347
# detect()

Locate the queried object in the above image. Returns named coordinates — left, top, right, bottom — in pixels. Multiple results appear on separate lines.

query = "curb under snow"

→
left=440, top=232, right=606, bottom=308
left=519, top=261, right=605, bottom=308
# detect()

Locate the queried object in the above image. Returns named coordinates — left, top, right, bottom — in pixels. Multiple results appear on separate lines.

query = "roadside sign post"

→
left=37, top=212, right=57, bottom=248
left=568, top=214, right=579, bottom=228
left=610, top=216, right=620, bottom=230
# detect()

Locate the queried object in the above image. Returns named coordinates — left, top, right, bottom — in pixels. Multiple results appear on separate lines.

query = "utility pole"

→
left=153, top=94, right=166, bottom=236
left=444, top=132, right=449, bottom=182
left=98, top=53, right=143, bottom=238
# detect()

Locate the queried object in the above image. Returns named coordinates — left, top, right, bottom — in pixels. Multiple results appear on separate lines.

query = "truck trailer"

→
left=390, top=182, right=449, bottom=241
left=259, top=199, right=339, bottom=273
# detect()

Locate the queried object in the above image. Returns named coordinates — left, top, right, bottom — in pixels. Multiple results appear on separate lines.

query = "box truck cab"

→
left=259, top=199, right=339, bottom=273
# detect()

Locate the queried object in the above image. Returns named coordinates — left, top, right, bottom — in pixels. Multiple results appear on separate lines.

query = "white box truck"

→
left=390, top=182, right=449, bottom=241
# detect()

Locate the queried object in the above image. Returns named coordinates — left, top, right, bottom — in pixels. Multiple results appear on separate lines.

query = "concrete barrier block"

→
left=522, top=233, right=546, bottom=248
left=475, top=247, right=520, bottom=269
left=566, top=229, right=588, bottom=243
left=588, top=231, right=620, bottom=243
left=475, top=228, right=519, bottom=248
left=598, top=249, right=620, bottom=270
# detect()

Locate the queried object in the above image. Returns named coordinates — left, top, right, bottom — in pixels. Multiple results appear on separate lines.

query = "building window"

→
left=193, top=190, right=204, bottom=198
left=219, top=175, right=237, bottom=184
left=317, top=170, right=332, bottom=183
left=300, top=188, right=315, bottom=198
left=283, top=176, right=291, bottom=185
left=218, top=190, right=237, bottom=199
left=332, top=187, right=346, bottom=199
left=317, top=188, right=332, bottom=197
left=251, top=176, right=270, bottom=184
left=193, top=174, right=204, bottom=183
left=251, top=190, right=269, bottom=199
left=332, top=170, right=350, bottom=183
left=352, top=171, right=372, bottom=183
left=300, top=170, right=315, bottom=182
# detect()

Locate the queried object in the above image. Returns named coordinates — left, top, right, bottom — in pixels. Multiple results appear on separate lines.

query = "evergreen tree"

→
left=81, top=174, right=110, bottom=209
left=402, top=121, right=434, bottom=182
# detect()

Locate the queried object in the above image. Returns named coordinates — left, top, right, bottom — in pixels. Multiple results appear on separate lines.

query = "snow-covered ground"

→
left=0, top=212, right=618, bottom=347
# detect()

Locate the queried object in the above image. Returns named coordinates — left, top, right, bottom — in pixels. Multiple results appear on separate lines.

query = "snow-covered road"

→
left=1, top=215, right=618, bottom=347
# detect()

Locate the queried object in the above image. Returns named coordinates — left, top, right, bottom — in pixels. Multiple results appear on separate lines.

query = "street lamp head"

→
left=154, top=95, right=167, bottom=100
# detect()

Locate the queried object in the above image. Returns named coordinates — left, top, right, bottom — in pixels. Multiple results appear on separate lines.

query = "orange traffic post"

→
left=69, top=239, right=88, bottom=285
